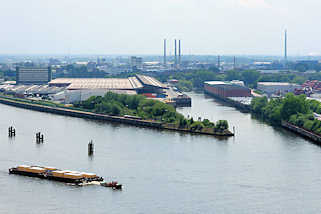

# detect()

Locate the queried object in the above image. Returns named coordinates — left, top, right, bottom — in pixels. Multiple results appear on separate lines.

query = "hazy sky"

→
left=0, top=0, right=320, bottom=55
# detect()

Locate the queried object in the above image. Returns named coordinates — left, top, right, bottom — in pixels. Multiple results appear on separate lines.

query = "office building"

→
left=16, top=67, right=52, bottom=85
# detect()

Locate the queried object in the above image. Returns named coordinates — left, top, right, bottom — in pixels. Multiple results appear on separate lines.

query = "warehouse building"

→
left=204, top=81, right=251, bottom=98
left=49, top=75, right=167, bottom=92
left=47, top=75, right=170, bottom=103
left=257, top=82, right=299, bottom=96
left=0, top=74, right=191, bottom=105
left=16, top=67, right=52, bottom=85
left=0, top=84, right=65, bottom=98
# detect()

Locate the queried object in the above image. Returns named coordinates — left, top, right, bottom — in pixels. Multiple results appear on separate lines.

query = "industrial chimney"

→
left=164, top=39, right=167, bottom=67
left=179, top=40, right=181, bottom=67
left=284, top=29, right=287, bottom=62
left=174, top=39, right=177, bottom=68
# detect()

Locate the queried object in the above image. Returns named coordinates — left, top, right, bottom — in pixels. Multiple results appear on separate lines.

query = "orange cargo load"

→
left=17, top=165, right=31, bottom=172
left=81, top=172, right=97, bottom=178
left=63, top=173, right=84, bottom=180
left=44, top=166, right=57, bottom=171
left=51, top=170, right=66, bottom=178
left=25, top=167, right=46, bottom=174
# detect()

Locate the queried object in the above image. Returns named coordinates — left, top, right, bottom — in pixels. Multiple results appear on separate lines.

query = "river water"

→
left=0, top=92, right=320, bottom=214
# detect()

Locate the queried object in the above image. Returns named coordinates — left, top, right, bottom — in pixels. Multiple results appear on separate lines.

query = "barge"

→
left=9, top=165, right=106, bottom=185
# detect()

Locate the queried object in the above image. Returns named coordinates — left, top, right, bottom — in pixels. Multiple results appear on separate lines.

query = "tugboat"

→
left=100, top=181, right=122, bottom=190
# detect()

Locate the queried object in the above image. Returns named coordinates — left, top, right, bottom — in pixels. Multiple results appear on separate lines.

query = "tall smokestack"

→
left=174, top=39, right=177, bottom=67
left=179, top=40, right=181, bottom=67
left=284, top=29, right=287, bottom=61
left=217, top=55, right=220, bottom=70
left=233, top=56, right=236, bottom=70
left=164, top=39, right=167, bottom=66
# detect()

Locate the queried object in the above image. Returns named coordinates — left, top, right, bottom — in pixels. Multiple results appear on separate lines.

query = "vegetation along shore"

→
left=251, top=93, right=321, bottom=143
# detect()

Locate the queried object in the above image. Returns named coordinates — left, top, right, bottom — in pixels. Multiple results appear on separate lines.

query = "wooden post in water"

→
left=88, top=140, right=94, bottom=155
left=233, top=126, right=235, bottom=135
left=8, top=126, right=16, bottom=137
left=36, top=132, right=44, bottom=143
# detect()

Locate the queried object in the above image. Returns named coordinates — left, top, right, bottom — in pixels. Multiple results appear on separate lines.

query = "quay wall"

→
left=281, top=121, right=321, bottom=144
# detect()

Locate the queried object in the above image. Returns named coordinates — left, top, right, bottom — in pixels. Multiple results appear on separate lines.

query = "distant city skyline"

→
left=1, top=0, right=321, bottom=56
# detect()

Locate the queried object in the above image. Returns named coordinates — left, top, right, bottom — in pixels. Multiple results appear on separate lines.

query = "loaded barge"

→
left=9, top=165, right=122, bottom=189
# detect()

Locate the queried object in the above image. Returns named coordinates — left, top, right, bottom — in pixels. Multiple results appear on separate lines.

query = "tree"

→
left=225, top=70, right=241, bottom=81
left=251, top=97, right=268, bottom=114
left=280, top=93, right=310, bottom=120
left=202, top=119, right=215, bottom=128
left=294, top=63, right=308, bottom=72
left=190, top=121, right=205, bottom=131
left=215, top=120, right=229, bottom=131
left=242, top=70, right=260, bottom=87
left=179, top=118, right=188, bottom=128
left=291, top=76, right=307, bottom=84
left=111, top=103, right=121, bottom=115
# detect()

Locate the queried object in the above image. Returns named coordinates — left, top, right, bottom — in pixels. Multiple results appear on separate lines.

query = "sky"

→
left=0, top=0, right=320, bottom=56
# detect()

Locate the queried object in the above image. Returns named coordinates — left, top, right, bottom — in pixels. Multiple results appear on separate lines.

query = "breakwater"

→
left=0, top=96, right=233, bottom=137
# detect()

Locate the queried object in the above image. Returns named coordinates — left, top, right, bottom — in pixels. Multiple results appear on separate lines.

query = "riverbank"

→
left=0, top=95, right=234, bottom=137
left=205, top=92, right=321, bottom=144
left=282, top=121, right=321, bottom=145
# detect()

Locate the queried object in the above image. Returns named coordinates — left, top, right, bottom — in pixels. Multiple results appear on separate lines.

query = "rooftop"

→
left=257, top=82, right=299, bottom=86
left=204, top=81, right=227, bottom=85
left=136, top=75, right=168, bottom=89
left=49, top=78, right=143, bottom=90
left=205, top=81, right=244, bottom=85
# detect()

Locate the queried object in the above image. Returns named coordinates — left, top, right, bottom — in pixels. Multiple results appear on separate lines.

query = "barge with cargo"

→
left=9, top=165, right=122, bottom=189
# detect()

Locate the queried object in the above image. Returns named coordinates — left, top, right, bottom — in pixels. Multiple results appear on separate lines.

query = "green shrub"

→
left=303, top=120, right=314, bottom=131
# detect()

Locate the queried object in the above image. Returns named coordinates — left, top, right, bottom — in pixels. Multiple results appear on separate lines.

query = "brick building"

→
left=204, top=81, right=251, bottom=98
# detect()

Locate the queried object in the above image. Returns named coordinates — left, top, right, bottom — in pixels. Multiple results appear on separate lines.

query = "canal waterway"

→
left=0, top=92, right=320, bottom=213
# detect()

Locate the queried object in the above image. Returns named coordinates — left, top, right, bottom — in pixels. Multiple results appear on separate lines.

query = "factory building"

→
left=257, top=82, right=299, bottom=96
left=204, top=81, right=251, bottom=98
left=16, top=67, right=52, bottom=85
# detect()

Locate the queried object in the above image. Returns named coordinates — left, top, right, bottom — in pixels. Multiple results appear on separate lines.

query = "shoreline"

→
left=0, top=95, right=234, bottom=137
left=204, top=91, right=321, bottom=144
left=281, top=121, right=321, bottom=145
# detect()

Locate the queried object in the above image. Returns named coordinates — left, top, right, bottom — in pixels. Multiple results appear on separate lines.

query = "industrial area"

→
left=0, top=67, right=191, bottom=107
